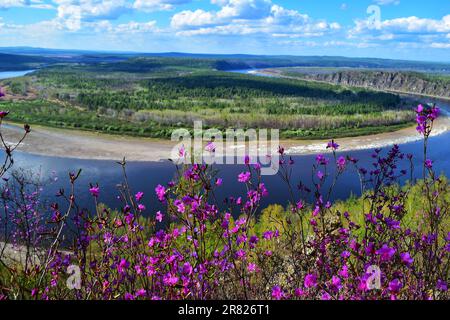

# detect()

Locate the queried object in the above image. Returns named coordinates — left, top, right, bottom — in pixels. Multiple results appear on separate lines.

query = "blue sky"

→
left=0, top=0, right=449, bottom=61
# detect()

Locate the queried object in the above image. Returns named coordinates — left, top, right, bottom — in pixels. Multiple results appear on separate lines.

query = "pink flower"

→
left=271, top=286, right=284, bottom=300
left=155, top=184, right=166, bottom=202
left=316, top=154, right=329, bottom=165
left=235, top=249, right=246, bottom=259
left=117, top=259, right=129, bottom=274
left=182, top=262, right=193, bottom=275
left=388, top=279, right=402, bottom=293
left=376, top=244, right=396, bottom=262
left=89, top=186, right=100, bottom=198
left=312, top=206, right=320, bottom=217
left=137, top=204, right=146, bottom=211
left=124, top=293, right=134, bottom=300
left=416, top=123, right=425, bottom=134
left=425, top=159, right=433, bottom=169
left=103, top=232, right=113, bottom=245
left=247, top=263, right=257, bottom=273
left=331, top=276, right=342, bottom=291
left=215, top=178, right=223, bottom=186
left=135, top=289, right=146, bottom=297
left=174, top=199, right=185, bottom=213
left=304, top=274, right=318, bottom=288
left=339, top=265, right=349, bottom=278
left=400, top=252, right=413, bottom=266
left=135, top=192, right=144, bottom=202
left=135, top=265, right=142, bottom=275
left=337, top=156, right=346, bottom=170
left=155, top=211, right=163, bottom=223
left=263, top=230, right=274, bottom=240
left=326, top=140, right=339, bottom=150
left=415, top=104, right=440, bottom=135
left=238, top=171, right=251, bottom=183
left=317, top=171, right=324, bottom=180
left=429, top=106, right=440, bottom=120
left=321, top=292, right=331, bottom=300
left=294, top=288, right=304, bottom=297
left=163, top=273, right=179, bottom=286
left=259, top=182, right=268, bottom=197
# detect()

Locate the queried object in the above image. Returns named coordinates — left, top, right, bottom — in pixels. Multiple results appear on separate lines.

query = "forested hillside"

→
left=0, top=53, right=55, bottom=71
left=0, top=57, right=414, bottom=139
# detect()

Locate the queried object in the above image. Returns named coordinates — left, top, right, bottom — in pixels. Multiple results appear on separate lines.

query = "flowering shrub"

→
left=0, top=103, right=448, bottom=300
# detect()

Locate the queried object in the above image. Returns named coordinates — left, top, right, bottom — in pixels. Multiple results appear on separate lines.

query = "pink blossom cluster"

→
left=0, top=105, right=448, bottom=300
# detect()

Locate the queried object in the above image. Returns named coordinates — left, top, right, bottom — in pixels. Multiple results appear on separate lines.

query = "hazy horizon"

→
left=1, top=46, right=449, bottom=65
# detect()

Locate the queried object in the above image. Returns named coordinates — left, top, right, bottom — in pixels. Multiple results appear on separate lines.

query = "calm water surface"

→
left=10, top=118, right=450, bottom=216
left=0, top=70, right=35, bottom=80
left=2, top=69, right=450, bottom=216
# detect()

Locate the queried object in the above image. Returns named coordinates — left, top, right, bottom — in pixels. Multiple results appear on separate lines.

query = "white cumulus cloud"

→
left=374, top=0, right=400, bottom=5
left=171, top=0, right=340, bottom=39
left=349, top=14, right=450, bottom=50
left=52, top=0, right=132, bottom=31
left=0, top=0, right=29, bottom=8
left=351, top=15, right=450, bottom=35
left=133, top=0, right=191, bottom=12
left=0, top=0, right=53, bottom=9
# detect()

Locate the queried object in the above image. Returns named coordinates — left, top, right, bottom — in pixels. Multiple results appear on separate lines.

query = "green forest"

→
left=0, top=57, right=415, bottom=139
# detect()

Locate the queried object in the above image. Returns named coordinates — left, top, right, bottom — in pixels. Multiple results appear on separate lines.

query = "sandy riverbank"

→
left=2, top=114, right=450, bottom=162
left=2, top=123, right=176, bottom=161
left=0, top=241, right=42, bottom=267
left=283, top=115, right=450, bottom=154
left=0, top=241, right=72, bottom=268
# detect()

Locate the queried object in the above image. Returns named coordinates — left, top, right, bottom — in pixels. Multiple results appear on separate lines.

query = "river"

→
left=1, top=69, right=450, bottom=216
left=0, top=70, right=35, bottom=80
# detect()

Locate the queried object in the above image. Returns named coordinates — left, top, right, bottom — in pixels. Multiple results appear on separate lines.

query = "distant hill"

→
left=209, top=56, right=450, bottom=73
left=1, top=47, right=449, bottom=73
left=0, top=53, right=57, bottom=71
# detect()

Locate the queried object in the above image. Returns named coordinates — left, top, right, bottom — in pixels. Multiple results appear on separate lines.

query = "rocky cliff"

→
left=297, top=71, right=450, bottom=99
